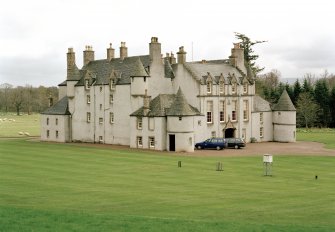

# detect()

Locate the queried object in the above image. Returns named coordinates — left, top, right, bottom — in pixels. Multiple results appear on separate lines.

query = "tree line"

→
left=257, top=70, right=335, bottom=128
left=0, top=83, right=58, bottom=115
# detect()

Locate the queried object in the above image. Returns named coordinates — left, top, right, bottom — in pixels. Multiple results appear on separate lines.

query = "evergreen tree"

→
left=314, top=79, right=330, bottom=127
left=293, top=79, right=302, bottom=105
left=330, top=86, right=335, bottom=127
left=234, top=32, right=267, bottom=76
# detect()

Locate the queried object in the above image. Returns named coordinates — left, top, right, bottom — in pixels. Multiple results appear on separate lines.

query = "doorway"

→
left=225, top=128, right=235, bottom=138
left=169, top=134, right=175, bottom=151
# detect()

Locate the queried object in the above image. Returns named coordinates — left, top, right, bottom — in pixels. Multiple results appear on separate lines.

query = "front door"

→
left=169, top=134, right=175, bottom=151
left=225, top=128, right=235, bottom=138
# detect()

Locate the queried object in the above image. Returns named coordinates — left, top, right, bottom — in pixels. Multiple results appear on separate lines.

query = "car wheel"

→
left=197, top=145, right=202, bottom=150
left=216, top=146, right=221, bottom=150
left=234, top=145, right=239, bottom=149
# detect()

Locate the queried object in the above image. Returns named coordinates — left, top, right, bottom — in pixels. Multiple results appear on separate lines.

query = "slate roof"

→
left=164, top=59, right=175, bottom=79
left=130, top=58, right=149, bottom=77
left=41, top=96, right=70, bottom=115
left=130, top=88, right=201, bottom=117
left=253, top=95, right=272, bottom=112
left=183, top=61, right=249, bottom=85
left=74, top=55, right=151, bottom=86
left=272, top=89, right=296, bottom=111
left=166, top=88, right=200, bottom=116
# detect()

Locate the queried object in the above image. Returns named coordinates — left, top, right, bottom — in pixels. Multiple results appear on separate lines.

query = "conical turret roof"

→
left=130, top=58, right=149, bottom=77
left=166, top=88, right=200, bottom=116
left=272, top=89, right=296, bottom=111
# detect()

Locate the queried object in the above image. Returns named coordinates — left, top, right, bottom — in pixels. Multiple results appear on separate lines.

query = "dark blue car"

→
left=195, top=138, right=227, bottom=150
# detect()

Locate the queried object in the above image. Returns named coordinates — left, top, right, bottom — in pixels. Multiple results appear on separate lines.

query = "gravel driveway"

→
left=191, top=141, right=335, bottom=157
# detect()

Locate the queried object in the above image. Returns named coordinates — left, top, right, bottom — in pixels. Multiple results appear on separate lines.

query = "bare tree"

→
left=10, top=87, right=25, bottom=115
left=296, top=92, right=320, bottom=128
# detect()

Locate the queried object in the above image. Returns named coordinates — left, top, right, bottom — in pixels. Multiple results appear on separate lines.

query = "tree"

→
left=296, top=92, right=320, bottom=128
left=234, top=32, right=267, bottom=76
left=302, top=74, right=315, bottom=94
left=0, top=83, right=13, bottom=112
left=314, top=79, right=331, bottom=127
left=292, top=79, right=302, bottom=105
left=10, top=87, right=25, bottom=115
left=330, top=86, right=335, bottom=127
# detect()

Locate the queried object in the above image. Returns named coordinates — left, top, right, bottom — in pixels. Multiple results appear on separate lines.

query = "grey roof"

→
left=164, top=59, right=175, bottom=79
left=272, top=90, right=296, bottom=111
left=41, top=96, right=70, bottom=115
left=58, top=80, right=67, bottom=86
left=166, top=88, right=201, bottom=116
left=183, top=61, right=248, bottom=85
left=130, top=88, right=201, bottom=117
left=67, top=64, right=81, bottom=81
left=130, top=58, right=149, bottom=77
left=75, top=55, right=151, bottom=86
left=253, top=95, right=271, bottom=112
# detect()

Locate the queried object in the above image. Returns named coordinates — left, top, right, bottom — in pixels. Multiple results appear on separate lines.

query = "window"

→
left=100, top=104, right=102, bottom=110
left=206, top=101, right=213, bottom=123
left=47, top=130, right=50, bottom=138
left=110, top=94, right=114, bottom=103
left=149, top=137, right=155, bottom=148
left=99, top=136, right=103, bottom=143
left=137, top=136, right=143, bottom=147
left=87, top=112, right=91, bottom=122
left=46, top=117, right=49, bottom=125
left=110, top=78, right=116, bottom=90
left=55, top=118, right=58, bottom=125
left=137, top=117, right=143, bottom=129
left=56, top=130, right=59, bottom=138
left=242, top=128, right=246, bottom=140
left=260, top=112, right=263, bottom=123
left=110, top=112, right=114, bottom=123
left=219, top=81, right=224, bottom=94
left=243, top=100, right=248, bottom=121
left=232, top=100, right=237, bottom=121
left=100, top=86, right=103, bottom=92
left=206, top=82, right=212, bottom=94
left=99, top=117, right=103, bottom=124
left=232, top=83, right=236, bottom=94
left=148, top=117, right=155, bottom=130
left=85, top=79, right=90, bottom=89
left=219, top=100, right=225, bottom=122
left=243, top=82, right=248, bottom=94
left=87, top=95, right=91, bottom=104
left=278, top=112, right=281, bottom=116
left=179, top=116, right=182, bottom=121
left=260, top=127, right=264, bottom=138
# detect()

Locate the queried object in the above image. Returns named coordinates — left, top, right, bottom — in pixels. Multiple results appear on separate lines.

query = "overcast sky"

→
left=1, top=0, right=334, bottom=87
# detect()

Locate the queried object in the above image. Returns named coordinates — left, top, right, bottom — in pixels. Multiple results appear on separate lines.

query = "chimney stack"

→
left=177, top=46, right=187, bottom=64
left=67, top=48, right=76, bottom=79
left=107, top=43, right=115, bottom=61
left=229, top=43, right=246, bottom=73
left=83, top=45, right=95, bottom=66
left=120, top=42, right=128, bottom=60
left=149, top=37, right=161, bottom=62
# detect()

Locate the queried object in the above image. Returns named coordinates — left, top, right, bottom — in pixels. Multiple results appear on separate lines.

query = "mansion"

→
left=41, top=37, right=296, bottom=152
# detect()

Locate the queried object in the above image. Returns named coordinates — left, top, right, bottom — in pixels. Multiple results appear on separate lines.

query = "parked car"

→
left=195, top=138, right=227, bottom=150
left=225, top=138, right=246, bottom=149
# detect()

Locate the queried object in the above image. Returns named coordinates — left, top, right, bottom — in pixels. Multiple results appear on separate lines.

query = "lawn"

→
left=0, top=113, right=40, bottom=137
left=297, top=128, right=335, bottom=149
left=1, top=139, right=334, bottom=231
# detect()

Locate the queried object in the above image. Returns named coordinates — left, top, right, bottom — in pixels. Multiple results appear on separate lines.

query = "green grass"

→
left=0, top=113, right=40, bottom=137
left=1, top=139, right=334, bottom=231
left=297, top=128, right=335, bottom=149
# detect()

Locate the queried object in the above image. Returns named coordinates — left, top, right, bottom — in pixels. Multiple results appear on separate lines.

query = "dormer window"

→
left=243, top=82, right=248, bottom=94
left=219, top=81, right=224, bottom=94
left=232, top=83, right=237, bottom=94
left=110, top=78, right=116, bottom=91
left=206, top=82, right=212, bottom=94
left=85, top=79, right=90, bottom=90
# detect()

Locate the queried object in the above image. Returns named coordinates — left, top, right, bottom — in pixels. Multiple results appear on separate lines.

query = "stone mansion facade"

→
left=41, top=37, right=296, bottom=152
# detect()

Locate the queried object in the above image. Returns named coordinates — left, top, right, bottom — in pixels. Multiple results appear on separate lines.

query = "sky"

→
left=0, top=0, right=334, bottom=87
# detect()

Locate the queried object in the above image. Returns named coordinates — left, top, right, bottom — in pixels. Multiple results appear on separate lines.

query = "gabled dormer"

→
left=229, top=73, right=238, bottom=95
left=218, top=73, right=225, bottom=95
left=84, top=70, right=96, bottom=91
left=206, top=72, right=213, bottom=95
left=109, top=69, right=118, bottom=91
left=241, top=76, right=249, bottom=95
